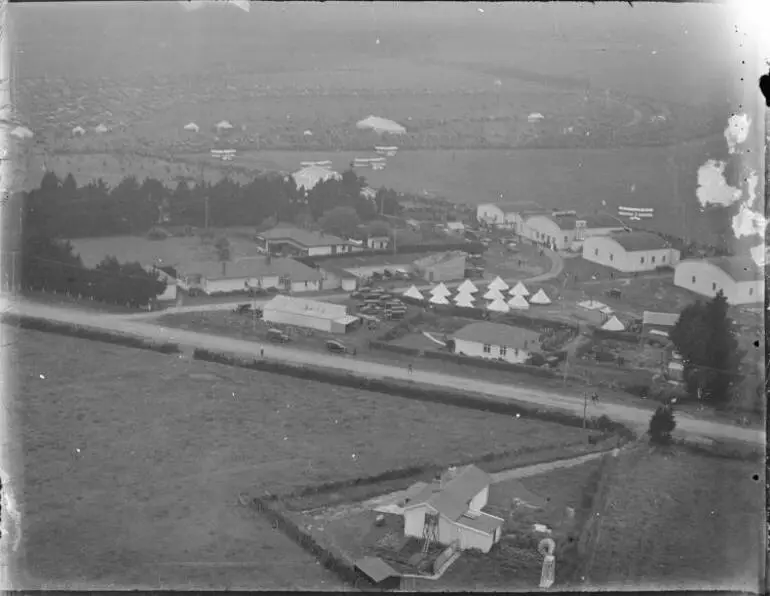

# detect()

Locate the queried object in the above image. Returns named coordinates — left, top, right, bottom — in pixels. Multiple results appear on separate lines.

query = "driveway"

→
left=4, top=299, right=764, bottom=447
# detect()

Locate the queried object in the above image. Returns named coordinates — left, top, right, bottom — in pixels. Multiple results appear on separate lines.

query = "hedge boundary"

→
left=4, top=314, right=181, bottom=355
left=191, top=348, right=636, bottom=440
left=247, top=495, right=370, bottom=591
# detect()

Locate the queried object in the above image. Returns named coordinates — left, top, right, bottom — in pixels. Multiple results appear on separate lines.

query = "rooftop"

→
left=257, top=226, right=348, bottom=248
left=532, top=213, right=626, bottom=230
left=481, top=200, right=545, bottom=213
left=455, top=511, right=505, bottom=535
left=706, top=256, right=762, bottom=283
left=180, top=255, right=323, bottom=282
left=355, top=557, right=400, bottom=583
left=642, top=311, right=679, bottom=327
left=453, top=321, right=540, bottom=350
left=263, top=294, right=348, bottom=321
left=607, top=231, right=671, bottom=252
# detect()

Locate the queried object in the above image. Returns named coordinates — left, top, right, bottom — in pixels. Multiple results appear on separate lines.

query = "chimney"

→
left=221, top=260, right=227, bottom=277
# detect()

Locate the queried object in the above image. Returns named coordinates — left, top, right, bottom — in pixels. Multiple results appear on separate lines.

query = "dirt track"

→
left=4, top=298, right=763, bottom=447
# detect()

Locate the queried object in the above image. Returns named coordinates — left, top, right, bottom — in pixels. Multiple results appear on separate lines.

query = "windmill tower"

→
left=422, top=511, right=440, bottom=554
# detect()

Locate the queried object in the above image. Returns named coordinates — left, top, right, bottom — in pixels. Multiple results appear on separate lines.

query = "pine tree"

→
left=648, top=406, right=676, bottom=445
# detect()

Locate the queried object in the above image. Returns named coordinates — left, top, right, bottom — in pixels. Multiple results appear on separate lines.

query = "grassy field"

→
left=11, top=326, right=592, bottom=587
left=583, top=448, right=765, bottom=592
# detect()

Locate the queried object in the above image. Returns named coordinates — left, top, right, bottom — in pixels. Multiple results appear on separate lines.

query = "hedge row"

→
left=6, top=315, right=181, bottom=354
left=368, top=340, right=421, bottom=357
left=423, top=349, right=562, bottom=379
left=191, top=348, right=636, bottom=440
left=287, top=439, right=594, bottom=501
left=673, top=437, right=763, bottom=463
left=248, top=496, right=371, bottom=590
left=592, top=328, right=640, bottom=344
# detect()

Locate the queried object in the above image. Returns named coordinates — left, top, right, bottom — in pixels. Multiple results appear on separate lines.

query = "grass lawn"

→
left=12, top=327, right=590, bottom=587
left=583, top=448, right=765, bottom=592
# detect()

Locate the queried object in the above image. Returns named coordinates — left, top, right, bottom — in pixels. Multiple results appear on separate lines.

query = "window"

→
left=523, top=340, right=528, bottom=349
left=662, top=255, right=666, bottom=262
left=609, top=254, right=614, bottom=262
left=691, top=276, right=696, bottom=284
left=640, top=257, right=645, bottom=264
left=564, top=236, right=568, bottom=244
left=651, top=256, right=656, bottom=264
left=483, top=344, right=491, bottom=353
left=712, top=282, right=717, bottom=291
left=514, top=348, right=519, bottom=356
left=304, top=281, right=309, bottom=288
left=749, top=288, right=754, bottom=296
left=499, top=346, right=507, bottom=356
left=594, top=248, right=599, bottom=256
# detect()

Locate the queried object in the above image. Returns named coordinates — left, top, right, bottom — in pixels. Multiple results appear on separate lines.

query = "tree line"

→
left=26, top=169, right=403, bottom=241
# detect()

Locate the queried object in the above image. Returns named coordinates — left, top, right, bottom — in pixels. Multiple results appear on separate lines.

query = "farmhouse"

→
left=582, top=231, right=681, bottom=273
left=262, top=295, right=358, bottom=334
left=176, top=255, right=323, bottom=295
left=413, top=251, right=467, bottom=283
left=402, top=465, right=504, bottom=554
left=673, top=256, right=763, bottom=305
left=476, top=201, right=546, bottom=233
left=452, top=321, right=539, bottom=364
left=366, top=235, right=390, bottom=250
left=521, top=212, right=626, bottom=251
left=257, top=226, right=354, bottom=257
left=291, top=165, right=342, bottom=192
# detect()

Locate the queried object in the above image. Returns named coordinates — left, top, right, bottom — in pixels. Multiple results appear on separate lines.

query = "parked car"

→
left=267, top=328, right=290, bottom=343
left=233, top=303, right=253, bottom=314
left=325, top=340, right=348, bottom=354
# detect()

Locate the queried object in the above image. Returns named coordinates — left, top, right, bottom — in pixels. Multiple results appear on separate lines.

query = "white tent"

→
left=303, top=130, right=313, bottom=136
left=529, top=288, right=552, bottom=305
left=601, top=316, right=625, bottom=331
left=509, top=281, right=530, bottom=297
left=94, top=123, right=109, bottom=134
left=487, top=298, right=510, bottom=313
left=453, top=291, right=475, bottom=307
left=71, top=126, right=86, bottom=136
left=355, top=115, right=407, bottom=135
left=429, top=294, right=450, bottom=306
left=456, top=279, right=479, bottom=294
left=10, top=126, right=33, bottom=139
left=507, top=294, right=530, bottom=310
left=528, top=112, right=545, bottom=123
left=403, top=285, right=424, bottom=301
left=488, top=276, right=509, bottom=291
left=483, top=287, right=506, bottom=301
left=216, top=120, right=234, bottom=130
left=183, top=122, right=200, bottom=132
left=578, top=300, right=606, bottom=311
left=430, top=282, right=451, bottom=298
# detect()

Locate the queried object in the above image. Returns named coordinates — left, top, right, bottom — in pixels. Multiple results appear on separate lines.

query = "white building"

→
left=475, top=201, right=546, bottom=233
left=257, top=226, right=354, bottom=257
left=452, top=321, right=540, bottom=365
left=356, top=115, right=407, bottom=135
left=673, top=256, right=763, bottom=305
left=402, top=465, right=503, bottom=554
left=582, top=231, right=681, bottom=273
left=177, top=255, right=323, bottom=295
left=262, top=295, right=358, bottom=334
left=522, top=213, right=626, bottom=251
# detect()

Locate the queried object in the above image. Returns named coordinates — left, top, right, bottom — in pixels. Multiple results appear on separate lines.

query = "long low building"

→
left=257, top=226, right=356, bottom=257
left=177, top=255, right=323, bottom=295
left=582, top=231, right=680, bottom=273
left=673, top=256, right=763, bottom=305
left=521, top=212, right=626, bottom=251
left=452, top=321, right=540, bottom=365
left=262, top=294, right=359, bottom=334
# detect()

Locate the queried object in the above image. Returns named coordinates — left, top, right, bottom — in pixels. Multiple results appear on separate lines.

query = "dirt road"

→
left=4, top=299, right=764, bottom=447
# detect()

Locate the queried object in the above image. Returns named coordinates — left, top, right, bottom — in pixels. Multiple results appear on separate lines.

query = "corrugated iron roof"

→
left=453, top=322, right=539, bottom=350
left=182, top=256, right=323, bottom=282
left=455, top=511, right=505, bottom=535
left=263, top=295, right=347, bottom=320
left=642, top=311, right=679, bottom=327
left=257, top=226, right=348, bottom=248
left=607, top=231, right=671, bottom=252
left=706, top=256, right=762, bottom=283
left=355, top=557, right=400, bottom=583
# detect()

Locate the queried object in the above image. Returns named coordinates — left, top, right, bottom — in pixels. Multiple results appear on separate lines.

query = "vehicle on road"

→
left=267, top=328, right=290, bottom=343
left=325, top=340, right=349, bottom=354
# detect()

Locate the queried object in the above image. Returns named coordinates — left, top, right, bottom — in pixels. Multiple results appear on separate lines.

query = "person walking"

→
left=408, top=363, right=413, bottom=375
left=260, top=347, right=265, bottom=358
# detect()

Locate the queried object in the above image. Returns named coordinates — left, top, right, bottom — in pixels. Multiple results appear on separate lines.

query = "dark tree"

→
left=669, top=290, right=742, bottom=407
left=648, top=405, right=676, bottom=445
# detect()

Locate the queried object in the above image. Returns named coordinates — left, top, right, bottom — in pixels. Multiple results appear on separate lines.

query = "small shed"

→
left=354, top=557, right=401, bottom=590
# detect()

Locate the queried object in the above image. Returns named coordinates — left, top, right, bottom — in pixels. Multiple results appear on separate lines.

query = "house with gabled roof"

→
left=673, top=256, right=763, bottom=305
left=522, top=212, right=626, bottom=251
left=401, top=465, right=504, bottom=553
left=582, top=231, right=681, bottom=272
